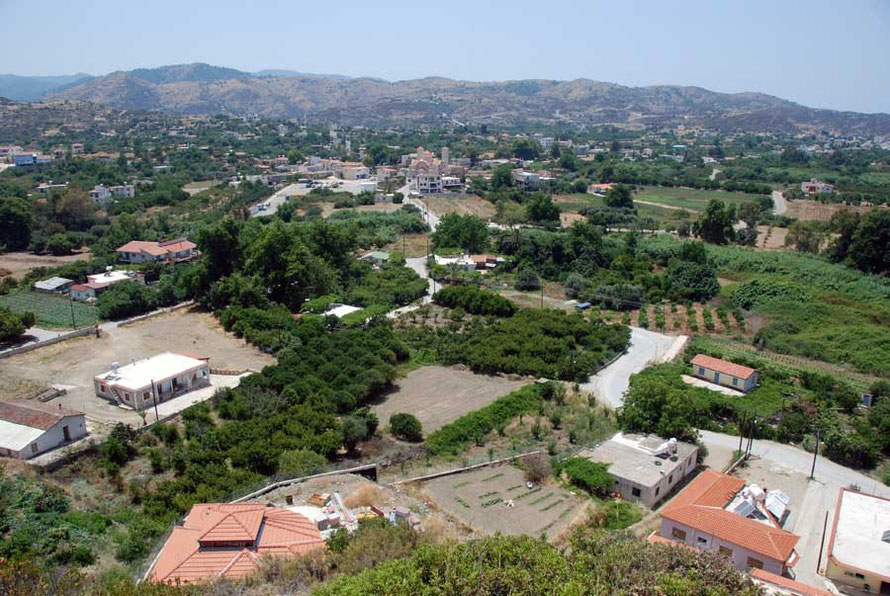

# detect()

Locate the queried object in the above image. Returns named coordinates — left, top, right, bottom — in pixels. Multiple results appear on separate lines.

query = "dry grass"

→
left=344, top=484, right=379, bottom=508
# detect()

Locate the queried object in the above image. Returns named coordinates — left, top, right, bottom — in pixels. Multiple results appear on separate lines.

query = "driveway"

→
left=580, top=327, right=686, bottom=409
left=772, top=190, right=787, bottom=215
left=699, top=430, right=890, bottom=590
left=250, top=182, right=312, bottom=217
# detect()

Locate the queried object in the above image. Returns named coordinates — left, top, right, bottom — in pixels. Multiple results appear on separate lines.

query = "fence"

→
left=116, top=300, right=195, bottom=327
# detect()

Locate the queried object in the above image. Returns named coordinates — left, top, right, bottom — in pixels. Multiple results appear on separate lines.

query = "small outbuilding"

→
left=33, top=276, right=73, bottom=293
left=360, top=251, right=390, bottom=267
left=0, top=401, right=87, bottom=459
left=691, top=354, right=758, bottom=393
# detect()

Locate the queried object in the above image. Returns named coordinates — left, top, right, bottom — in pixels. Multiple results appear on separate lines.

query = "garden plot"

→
left=422, top=463, right=586, bottom=537
left=374, top=366, right=529, bottom=433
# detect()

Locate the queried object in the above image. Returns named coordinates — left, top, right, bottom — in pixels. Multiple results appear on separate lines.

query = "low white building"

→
left=825, top=488, right=890, bottom=594
left=94, top=353, right=211, bottom=410
left=0, top=401, right=87, bottom=459
left=89, top=183, right=135, bottom=204
left=322, top=304, right=362, bottom=319
left=33, top=276, right=73, bottom=293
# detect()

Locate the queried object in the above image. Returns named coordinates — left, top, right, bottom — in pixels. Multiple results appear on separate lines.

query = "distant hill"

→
left=34, top=62, right=890, bottom=134
left=0, top=73, right=94, bottom=102
left=253, top=69, right=352, bottom=80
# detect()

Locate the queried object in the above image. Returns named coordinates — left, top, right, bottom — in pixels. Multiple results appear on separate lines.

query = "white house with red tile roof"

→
left=148, top=503, right=325, bottom=584
left=0, top=401, right=87, bottom=459
left=659, top=469, right=800, bottom=576
left=691, top=354, right=759, bottom=393
left=116, top=238, right=197, bottom=264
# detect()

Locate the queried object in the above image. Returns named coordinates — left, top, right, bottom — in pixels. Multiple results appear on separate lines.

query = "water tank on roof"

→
left=749, top=484, right=766, bottom=502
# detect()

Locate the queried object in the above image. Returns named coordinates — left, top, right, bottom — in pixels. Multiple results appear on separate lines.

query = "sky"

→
left=1, top=0, right=888, bottom=113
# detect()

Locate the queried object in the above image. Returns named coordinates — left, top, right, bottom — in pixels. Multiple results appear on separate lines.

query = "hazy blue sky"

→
left=2, top=0, right=888, bottom=113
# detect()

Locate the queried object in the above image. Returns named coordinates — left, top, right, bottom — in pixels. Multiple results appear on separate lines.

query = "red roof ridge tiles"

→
left=150, top=503, right=325, bottom=585
left=0, top=400, right=82, bottom=430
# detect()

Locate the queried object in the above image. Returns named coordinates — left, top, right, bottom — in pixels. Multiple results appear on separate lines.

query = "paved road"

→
left=399, top=183, right=441, bottom=231
left=249, top=182, right=312, bottom=217
left=709, top=168, right=722, bottom=181
left=772, top=190, right=787, bottom=215
left=580, top=327, right=685, bottom=409
left=699, top=430, right=890, bottom=590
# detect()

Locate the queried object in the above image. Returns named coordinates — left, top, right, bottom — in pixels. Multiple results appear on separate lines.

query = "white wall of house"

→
left=95, top=362, right=211, bottom=410
left=613, top=452, right=698, bottom=507
left=1, top=415, right=88, bottom=459
left=659, top=518, right=785, bottom=575
left=692, top=365, right=758, bottom=392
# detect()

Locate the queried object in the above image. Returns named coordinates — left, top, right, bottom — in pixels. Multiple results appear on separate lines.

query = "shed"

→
left=690, top=354, right=758, bottom=393
left=0, top=401, right=87, bottom=459
left=33, top=276, right=74, bottom=293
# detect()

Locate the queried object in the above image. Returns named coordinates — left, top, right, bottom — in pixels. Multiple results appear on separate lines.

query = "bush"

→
left=522, top=453, right=552, bottom=483
left=556, top=458, right=613, bottom=496
left=426, top=385, right=544, bottom=455
left=433, top=286, right=517, bottom=317
left=514, top=267, right=541, bottom=291
left=390, top=413, right=423, bottom=442
left=96, top=281, right=156, bottom=320
left=278, top=448, right=327, bottom=477
left=0, top=307, right=35, bottom=342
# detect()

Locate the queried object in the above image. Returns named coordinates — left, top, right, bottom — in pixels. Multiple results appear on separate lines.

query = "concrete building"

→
left=577, top=433, right=698, bottom=507
left=33, top=276, right=74, bottom=293
left=825, top=488, right=890, bottom=594
left=512, top=170, right=540, bottom=190
left=35, top=181, right=69, bottom=194
left=691, top=354, right=759, bottom=393
left=70, top=269, right=141, bottom=301
left=116, top=238, right=197, bottom=264
left=89, top=183, right=135, bottom=204
left=800, top=179, right=835, bottom=195
left=406, top=146, right=451, bottom=194
left=71, top=142, right=84, bottom=156
left=339, top=163, right=370, bottom=180
left=660, top=469, right=800, bottom=576
left=360, top=251, right=390, bottom=267
left=148, top=503, right=325, bottom=584
left=0, top=401, right=87, bottom=459
left=94, top=353, right=211, bottom=410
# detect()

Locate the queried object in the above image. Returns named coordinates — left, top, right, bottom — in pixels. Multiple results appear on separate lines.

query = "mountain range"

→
left=4, top=63, right=890, bottom=134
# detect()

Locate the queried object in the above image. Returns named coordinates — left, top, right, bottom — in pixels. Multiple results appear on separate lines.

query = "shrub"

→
left=426, top=385, right=543, bottom=455
left=522, top=453, right=552, bottom=483
left=556, top=458, right=613, bottom=496
left=514, top=267, right=541, bottom=291
left=278, top=448, right=327, bottom=477
left=390, top=413, right=423, bottom=442
left=433, top=286, right=517, bottom=317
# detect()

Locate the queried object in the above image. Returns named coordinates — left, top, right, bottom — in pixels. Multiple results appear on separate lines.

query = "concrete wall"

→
left=0, top=326, right=97, bottom=360
left=614, top=450, right=698, bottom=507
left=659, top=518, right=784, bottom=575
left=692, top=365, right=758, bottom=393
left=826, top=557, right=890, bottom=594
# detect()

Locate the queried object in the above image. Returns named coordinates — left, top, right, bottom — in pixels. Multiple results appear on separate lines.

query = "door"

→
left=62, top=425, right=70, bottom=442
left=714, top=372, right=720, bottom=384
left=880, top=580, right=890, bottom=595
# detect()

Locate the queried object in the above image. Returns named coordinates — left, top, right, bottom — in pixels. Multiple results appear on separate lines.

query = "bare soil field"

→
left=560, top=211, right=586, bottom=227
left=382, top=233, right=431, bottom=258
left=419, top=194, right=496, bottom=219
left=320, top=201, right=405, bottom=218
left=785, top=199, right=880, bottom=222
left=420, top=463, right=587, bottom=538
left=0, top=308, right=274, bottom=427
left=373, top=366, right=530, bottom=433
left=757, top=226, right=789, bottom=250
left=0, top=251, right=91, bottom=280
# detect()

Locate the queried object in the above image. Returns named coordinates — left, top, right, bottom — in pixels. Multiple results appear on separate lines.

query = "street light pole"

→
left=69, top=295, right=77, bottom=330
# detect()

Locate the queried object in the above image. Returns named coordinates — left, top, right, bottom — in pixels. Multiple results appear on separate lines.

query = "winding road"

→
left=772, top=189, right=787, bottom=215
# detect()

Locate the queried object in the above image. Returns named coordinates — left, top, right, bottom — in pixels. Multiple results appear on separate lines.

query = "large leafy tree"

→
left=0, top=197, right=33, bottom=251
left=695, top=199, right=736, bottom=245
left=848, top=210, right=890, bottom=274
left=604, top=184, right=634, bottom=210
left=432, top=213, right=489, bottom=253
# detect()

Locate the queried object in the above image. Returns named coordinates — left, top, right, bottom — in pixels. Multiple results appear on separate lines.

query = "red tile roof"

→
left=691, top=354, right=757, bottom=380
left=0, top=401, right=83, bottom=430
left=150, top=503, right=325, bottom=585
left=662, top=469, right=799, bottom=565
left=116, top=239, right=195, bottom=257
left=750, top=569, right=833, bottom=596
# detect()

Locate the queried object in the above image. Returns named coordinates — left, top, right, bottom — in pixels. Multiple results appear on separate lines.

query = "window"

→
left=698, top=367, right=705, bottom=375
left=697, top=537, right=708, bottom=546
left=143, top=392, right=150, bottom=401
left=719, top=546, right=733, bottom=557
left=631, top=487, right=641, bottom=497
left=671, top=528, right=686, bottom=540
left=655, top=487, right=660, bottom=496
left=99, top=384, right=106, bottom=393
left=732, top=377, right=738, bottom=386
left=31, top=443, right=38, bottom=454
left=668, top=474, right=673, bottom=483
left=746, top=557, right=764, bottom=570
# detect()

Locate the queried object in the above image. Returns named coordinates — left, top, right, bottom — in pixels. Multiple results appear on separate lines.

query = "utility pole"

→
left=540, top=284, right=544, bottom=309
left=150, top=379, right=160, bottom=423
left=810, top=428, right=820, bottom=480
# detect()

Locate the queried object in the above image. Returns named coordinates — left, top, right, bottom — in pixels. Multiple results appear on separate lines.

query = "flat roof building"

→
left=576, top=432, right=698, bottom=507
left=825, top=488, right=890, bottom=594
left=0, top=401, right=87, bottom=459
left=94, top=353, right=210, bottom=410
left=33, top=276, right=73, bottom=293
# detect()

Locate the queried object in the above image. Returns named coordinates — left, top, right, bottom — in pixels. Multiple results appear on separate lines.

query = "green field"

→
left=634, top=186, right=764, bottom=212
left=0, top=290, right=99, bottom=329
